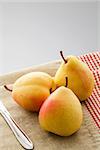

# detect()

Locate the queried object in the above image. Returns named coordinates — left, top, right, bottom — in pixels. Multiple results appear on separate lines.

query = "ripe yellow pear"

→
left=12, top=72, right=56, bottom=112
left=54, top=51, right=95, bottom=101
left=39, top=86, right=83, bottom=136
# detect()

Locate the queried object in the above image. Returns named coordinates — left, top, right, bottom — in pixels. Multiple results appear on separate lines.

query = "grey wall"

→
left=0, top=2, right=98, bottom=73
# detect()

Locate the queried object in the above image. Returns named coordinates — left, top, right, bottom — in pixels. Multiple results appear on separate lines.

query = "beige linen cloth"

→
left=0, top=60, right=100, bottom=150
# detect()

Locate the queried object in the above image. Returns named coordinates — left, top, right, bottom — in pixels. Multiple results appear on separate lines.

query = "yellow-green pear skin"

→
left=12, top=72, right=56, bottom=112
left=54, top=55, right=95, bottom=101
left=39, top=86, right=83, bottom=136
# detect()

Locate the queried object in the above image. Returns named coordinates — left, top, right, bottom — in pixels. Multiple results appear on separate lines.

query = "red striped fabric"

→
left=78, top=52, right=100, bottom=129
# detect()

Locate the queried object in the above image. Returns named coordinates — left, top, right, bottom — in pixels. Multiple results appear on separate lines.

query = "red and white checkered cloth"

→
left=78, top=52, right=100, bottom=130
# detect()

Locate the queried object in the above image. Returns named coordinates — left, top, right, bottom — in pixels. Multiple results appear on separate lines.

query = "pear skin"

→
left=12, top=72, right=56, bottom=112
left=54, top=52, right=95, bottom=101
left=39, top=86, right=83, bottom=136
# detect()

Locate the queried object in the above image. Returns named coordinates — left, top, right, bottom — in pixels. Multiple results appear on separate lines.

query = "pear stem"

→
left=50, top=88, right=52, bottom=94
left=65, top=77, right=68, bottom=88
left=4, top=85, right=12, bottom=92
left=60, top=51, right=67, bottom=63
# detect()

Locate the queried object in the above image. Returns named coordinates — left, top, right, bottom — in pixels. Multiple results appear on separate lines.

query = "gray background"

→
left=0, top=0, right=99, bottom=74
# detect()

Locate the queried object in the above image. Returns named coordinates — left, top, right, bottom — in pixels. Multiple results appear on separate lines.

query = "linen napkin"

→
left=78, top=52, right=100, bottom=130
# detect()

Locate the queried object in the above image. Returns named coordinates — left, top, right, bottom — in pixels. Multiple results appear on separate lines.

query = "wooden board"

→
left=0, top=61, right=100, bottom=150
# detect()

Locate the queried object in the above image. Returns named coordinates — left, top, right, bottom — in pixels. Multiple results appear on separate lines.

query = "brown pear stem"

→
left=4, top=85, right=12, bottom=92
left=60, top=51, right=67, bottom=63
left=65, top=77, right=68, bottom=88
left=50, top=88, right=52, bottom=94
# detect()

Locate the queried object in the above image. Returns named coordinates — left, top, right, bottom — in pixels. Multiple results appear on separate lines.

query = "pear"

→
left=39, top=86, right=83, bottom=136
left=54, top=51, right=95, bottom=101
left=12, top=72, right=56, bottom=112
